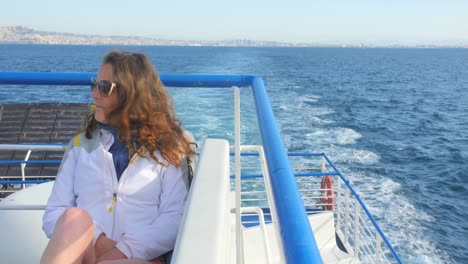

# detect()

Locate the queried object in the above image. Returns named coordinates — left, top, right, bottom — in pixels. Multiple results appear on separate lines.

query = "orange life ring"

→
left=320, top=175, right=334, bottom=210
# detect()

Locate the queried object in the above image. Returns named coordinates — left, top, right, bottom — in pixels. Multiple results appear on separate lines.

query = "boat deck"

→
left=0, top=103, right=89, bottom=195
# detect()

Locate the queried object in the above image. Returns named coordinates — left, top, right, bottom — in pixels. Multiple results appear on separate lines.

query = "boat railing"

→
left=0, top=72, right=403, bottom=263
left=322, top=154, right=402, bottom=264
left=0, top=72, right=322, bottom=263
left=0, top=144, right=64, bottom=193
left=298, top=153, right=402, bottom=264
left=232, top=149, right=402, bottom=264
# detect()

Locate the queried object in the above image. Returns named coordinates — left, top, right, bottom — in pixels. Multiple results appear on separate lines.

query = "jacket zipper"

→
left=107, top=145, right=143, bottom=239
left=109, top=193, right=117, bottom=212
left=109, top=158, right=119, bottom=239
left=106, top=151, right=118, bottom=239
left=102, top=130, right=119, bottom=238
left=110, top=192, right=117, bottom=238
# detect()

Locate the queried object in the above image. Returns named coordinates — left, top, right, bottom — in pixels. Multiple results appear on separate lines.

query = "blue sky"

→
left=1, top=0, right=467, bottom=45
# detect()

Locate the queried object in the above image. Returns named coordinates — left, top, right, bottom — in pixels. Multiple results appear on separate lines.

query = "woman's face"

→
left=92, top=64, right=119, bottom=123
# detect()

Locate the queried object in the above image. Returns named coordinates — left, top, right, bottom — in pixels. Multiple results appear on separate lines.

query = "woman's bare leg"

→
left=98, top=259, right=155, bottom=264
left=40, top=208, right=96, bottom=264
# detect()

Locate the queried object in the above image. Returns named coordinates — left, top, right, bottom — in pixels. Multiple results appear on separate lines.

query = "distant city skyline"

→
left=1, top=0, right=467, bottom=46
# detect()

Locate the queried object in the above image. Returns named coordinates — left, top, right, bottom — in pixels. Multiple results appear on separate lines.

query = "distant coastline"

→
left=1, top=26, right=467, bottom=48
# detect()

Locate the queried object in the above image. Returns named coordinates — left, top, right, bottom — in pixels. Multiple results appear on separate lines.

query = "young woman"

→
left=41, top=51, right=194, bottom=264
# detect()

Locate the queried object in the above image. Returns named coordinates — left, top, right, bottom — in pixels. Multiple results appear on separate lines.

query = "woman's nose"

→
left=91, top=87, right=101, bottom=99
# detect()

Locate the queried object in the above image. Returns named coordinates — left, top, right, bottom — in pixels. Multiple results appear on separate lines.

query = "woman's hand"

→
left=96, top=246, right=128, bottom=263
left=94, top=233, right=122, bottom=260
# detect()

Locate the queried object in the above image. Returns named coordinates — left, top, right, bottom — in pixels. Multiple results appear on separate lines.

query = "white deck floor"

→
left=239, top=209, right=354, bottom=264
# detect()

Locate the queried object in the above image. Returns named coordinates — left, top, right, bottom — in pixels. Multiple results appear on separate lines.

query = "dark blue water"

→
left=1, top=44, right=467, bottom=263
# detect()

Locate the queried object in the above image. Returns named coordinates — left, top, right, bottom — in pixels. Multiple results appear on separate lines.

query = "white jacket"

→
left=42, top=128, right=188, bottom=260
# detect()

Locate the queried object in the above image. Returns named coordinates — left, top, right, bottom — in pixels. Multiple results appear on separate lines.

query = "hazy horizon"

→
left=1, top=0, right=467, bottom=46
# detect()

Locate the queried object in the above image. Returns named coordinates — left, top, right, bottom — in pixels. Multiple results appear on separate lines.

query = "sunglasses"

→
left=90, top=77, right=116, bottom=97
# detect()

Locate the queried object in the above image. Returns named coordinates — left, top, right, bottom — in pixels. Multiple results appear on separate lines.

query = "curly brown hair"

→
left=84, top=51, right=193, bottom=167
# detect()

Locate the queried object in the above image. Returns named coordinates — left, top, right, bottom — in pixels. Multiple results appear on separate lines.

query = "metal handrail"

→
left=321, top=154, right=403, bottom=264
left=0, top=180, right=52, bottom=184
left=0, top=160, right=62, bottom=165
left=0, top=72, right=255, bottom=87
left=1, top=72, right=323, bottom=263
left=241, top=207, right=272, bottom=263
left=251, top=77, right=322, bottom=263
left=0, top=144, right=66, bottom=151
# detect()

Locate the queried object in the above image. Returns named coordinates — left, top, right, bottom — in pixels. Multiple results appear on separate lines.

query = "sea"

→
left=0, top=44, right=467, bottom=263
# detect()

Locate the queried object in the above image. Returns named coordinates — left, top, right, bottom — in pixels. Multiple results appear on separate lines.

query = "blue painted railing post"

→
left=251, top=77, right=323, bottom=263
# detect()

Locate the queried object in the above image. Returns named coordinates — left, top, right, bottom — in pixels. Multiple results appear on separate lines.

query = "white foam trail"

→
left=299, top=94, right=321, bottom=103
left=345, top=170, right=453, bottom=264
left=306, top=128, right=363, bottom=145
left=279, top=90, right=454, bottom=263
left=278, top=104, right=335, bottom=116
left=309, top=107, right=336, bottom=116
left=310, top=116, right=336, bottom=124
left=324, top=146, right=380, bottom=165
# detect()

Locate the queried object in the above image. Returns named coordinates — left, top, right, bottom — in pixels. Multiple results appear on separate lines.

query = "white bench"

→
left=0, top=181, right=52, bottom=263
left=172, top=139, right=231, bottom=264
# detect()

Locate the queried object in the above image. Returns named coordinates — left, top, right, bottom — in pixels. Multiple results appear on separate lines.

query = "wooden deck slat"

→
left=0, top=103, right=90, bottom=180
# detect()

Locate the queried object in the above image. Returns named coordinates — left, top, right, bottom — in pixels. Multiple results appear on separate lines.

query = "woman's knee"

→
left=57, top=208, right=93, bottom=231
left=42, top=208, right=96, bottom=264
